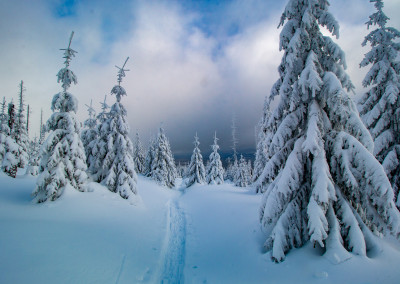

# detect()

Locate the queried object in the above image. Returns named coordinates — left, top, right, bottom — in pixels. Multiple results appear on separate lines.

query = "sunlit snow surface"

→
left=0, top=171, right=400, bottom=283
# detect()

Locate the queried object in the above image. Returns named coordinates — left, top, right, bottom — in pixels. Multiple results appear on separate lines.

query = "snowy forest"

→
left=1, top=0, right=400, bottom=283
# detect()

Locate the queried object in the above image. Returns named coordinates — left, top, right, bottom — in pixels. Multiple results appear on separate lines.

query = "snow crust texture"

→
left=1, top=174, right=400, bottom=283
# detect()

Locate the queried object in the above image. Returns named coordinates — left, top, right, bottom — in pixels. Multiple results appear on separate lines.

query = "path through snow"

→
left=158, top=190, right=187, bottom=283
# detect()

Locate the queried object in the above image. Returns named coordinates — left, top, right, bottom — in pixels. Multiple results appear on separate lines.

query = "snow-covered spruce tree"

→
left=144, top=135, right=156, bottom=177
left=2, top=136, right=19, bottom=178
left=2, top=100, right=19, bottom=177
left=256, top=0, right=400, bottom=262
left=94, top=57, right=138, bottom=201
left=150, top=127, right=177, bottom=188
left=226, top=158, right=238, bottom=182
left=13, top=80, right=29, bottom=168
left=234, top=155, right=251, bottom=187
left=253, top=98, right=273, bottom=186
left=38, top=109, right=45, bottom=145
left=224, top=157, right=232, bottom=180
left=358, top=0, right=400, bottom=206
left=27, top=113, right=44, bottom=176
left=26, top=136, right=40, bottom=176
left=7, top=100, right=15, bottom=132
left=88, top=96, right=110, bottom=177
left=81, top=100, right=97, bottom=170
left=186, top=133, right=206, bottom=187
left=133, top=131, right=145, bottom=174
left=206, top=132, right=224, bottom=185
left=26, top=104, right=30, bottom=135
left=33, top=32, right=88, bottom=203
left=176, top=162, right=188, bottom=178
left=0, top=97, right=8, bottom=163
left=246, top=159, right=253, bottom=183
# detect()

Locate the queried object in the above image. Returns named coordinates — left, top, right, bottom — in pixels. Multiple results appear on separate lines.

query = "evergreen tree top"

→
left=0, top=97, right=6, bottom=117
left=111, top=57, right=130, bottom=102
left=212, top=131, right=220, bottom=151
left=8, top=100, right=15, bottom=114
left=84, top=100, right=97, bottom=130
left=360, top=0, right=400, bottom=87
left=193, top=133, right=200, bottom=148
left=0, top=97, right=8, bottom=134
left=39, top=109, right=45, bottom=145
left=85, top=100, right=96, bottom=120
left=268, top=0, right=354, bottom=108
left=100, top=95, right=110, bottom=113
left=158, top=126, right=166, bottom=137
left=367, top=0, right=389, bottom=29
left=60, top=31, right=77, bottom=68
left=116, top=57, right=130, bottom=85
left=57, top=32, right=78, bottom=92
left=97, top=95, right=110, bottom=123
left=18, top=80, right=26, bottom=110
left=279, top=0, right=340, bottom=39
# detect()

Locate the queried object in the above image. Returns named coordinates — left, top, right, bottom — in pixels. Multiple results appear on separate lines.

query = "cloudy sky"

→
left=0, top=0, right=399, bottom=157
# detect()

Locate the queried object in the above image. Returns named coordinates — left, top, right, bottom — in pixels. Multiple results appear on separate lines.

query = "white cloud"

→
left=75, top=0, right=282, bottom=153
left=0, top=0, right=398, bottom=156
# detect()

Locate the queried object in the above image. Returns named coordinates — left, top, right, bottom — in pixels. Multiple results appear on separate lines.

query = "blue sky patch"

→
left=54, top=0, right=77, bottom=18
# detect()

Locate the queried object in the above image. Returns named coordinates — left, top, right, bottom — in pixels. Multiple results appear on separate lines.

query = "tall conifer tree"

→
left=33, top=32, right=88, bottom=202
left=2, top=100, right=19, bottom=177
left=144, top=135, right=156, bottom=177
left=0, top=97, right=8, bottom=164
left=26, top=136, right=40, bottom=176
left=150, top=127, right=177, bottom=188
left=186, top=133, right=206, bottom=187
left=93, top=57, right=138, bottom=201
left=133, top=131, right=145, bottom=174
left=256, top=0, right=400, bottom=262
left=12, top=81, right=29, bottom=168
left=206, top=132, right=225, bottom=185
left=234, top=155, right=251, bottom=187
left=38, top=109, right=45, bottom=145
left=81, top=100, right=97, bottom=170
left=253, top=99, right=273, bottom=186
left=88, top=96, right=110, bottom=177
left=358, top=0, right=400, bottom=207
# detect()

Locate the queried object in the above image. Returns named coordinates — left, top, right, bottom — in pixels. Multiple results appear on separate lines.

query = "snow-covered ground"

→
left=1, top=172, right=400, bottom=284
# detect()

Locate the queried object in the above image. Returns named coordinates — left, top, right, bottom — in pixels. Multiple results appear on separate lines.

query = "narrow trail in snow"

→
left=158, top=187, right=187, bottom=283
left=115, top=254, right=126, bottom=284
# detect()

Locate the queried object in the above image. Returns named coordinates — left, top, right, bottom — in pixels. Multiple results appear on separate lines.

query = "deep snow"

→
left=0, top=172, right=400, bottom=284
